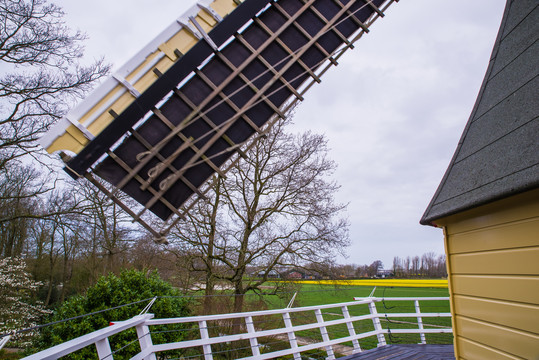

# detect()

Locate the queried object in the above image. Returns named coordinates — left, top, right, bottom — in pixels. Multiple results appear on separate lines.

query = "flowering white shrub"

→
left=0, top=257, right=50, bottom=348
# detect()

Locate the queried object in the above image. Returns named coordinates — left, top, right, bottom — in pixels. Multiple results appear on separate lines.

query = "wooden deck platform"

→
left=340, top=344, right=455, bottom=360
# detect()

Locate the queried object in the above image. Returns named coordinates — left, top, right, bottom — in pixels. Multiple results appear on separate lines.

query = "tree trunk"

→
left=232, top=284, right=246, bottom=334
left=203, top=177, right=220, bottom=315
left=45, top=234, right=56, bottom=306
left=44, top=279, right=53, bottom=306
left=203, top=274, right=215, bottom=315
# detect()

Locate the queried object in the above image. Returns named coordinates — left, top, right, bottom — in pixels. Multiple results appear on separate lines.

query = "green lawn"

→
left=160, top=282, right=452, bottom=357
left=261, top=282, right=449, bottom=308
left=251, top=282, right=452, bottom=353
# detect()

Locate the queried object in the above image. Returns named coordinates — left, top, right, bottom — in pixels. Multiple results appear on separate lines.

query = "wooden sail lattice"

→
left=43, top=0, right=398, bottom=237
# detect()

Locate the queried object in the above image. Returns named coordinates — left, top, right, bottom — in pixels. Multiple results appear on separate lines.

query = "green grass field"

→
left=167, top=281, right=452, bottom=357
left=251, top=282, right=453, bottom=353
left=261, top=282, right=449, bottom=308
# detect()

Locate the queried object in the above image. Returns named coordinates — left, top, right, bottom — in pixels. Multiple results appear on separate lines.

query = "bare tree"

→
left=436, top=254, right=447, bottom=278
left=367, top=260, right=383, bottom=278
left=355, top=264, right=369, bottom=278
left=421, top=252, right=437, bottom=278
left=170, top=119, right=349, bottom=313
left=404, top=256, right=411, bottom=277
left=392, top=256, right=403, bottom=278
left=129, top=234, right=168, bottom=272
left=168, top=178, right=228, bottom=314
left=0, top=0, right=109, bottom=167
left=0, top=0, right=109, bottom=261
left=0, top=163, right=41, bottom=257
left=56, top=203, right=84, bottom=302
left=34, top=188, right=83, bottom=305
left=76, top=179, right=134, bottom=274
left=411, top=256, right=420, bottom=277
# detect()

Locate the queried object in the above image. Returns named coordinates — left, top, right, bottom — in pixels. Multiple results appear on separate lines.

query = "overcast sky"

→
left=54, top=0, right=507, bottom=267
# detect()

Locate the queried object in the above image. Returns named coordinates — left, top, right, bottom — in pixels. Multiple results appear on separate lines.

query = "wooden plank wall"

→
left=439, top=189, right=539, bottom=360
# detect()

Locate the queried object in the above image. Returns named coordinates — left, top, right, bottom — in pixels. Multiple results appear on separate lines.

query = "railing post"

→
left=136, top=323, right=157, bottom=360
left=245, top=316, right=261, bottom=357
left=314, top=309, right=335, bottom=360
left=95, top=338, right=113, bottom=359
left=282, top=312, right=301, bottom=360
left=341, top=305, right=361, bottom=353
left=414, top=300, right=426, bottom=344
left=368, top=300, right=386, bottom=347
left=199, top=320, right=213, bottom=360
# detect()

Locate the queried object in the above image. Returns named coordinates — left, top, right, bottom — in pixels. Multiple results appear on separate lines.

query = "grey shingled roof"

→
left=420, top=0, right=539, bottom=226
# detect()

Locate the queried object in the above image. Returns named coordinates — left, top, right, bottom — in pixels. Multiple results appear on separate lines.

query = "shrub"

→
left=32, top=270, right=191, bottom=359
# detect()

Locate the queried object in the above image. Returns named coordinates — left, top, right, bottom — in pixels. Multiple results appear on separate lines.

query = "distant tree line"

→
left=329, top=253, right=447, bottom=279
left=391, top=253, right=447, bottom=278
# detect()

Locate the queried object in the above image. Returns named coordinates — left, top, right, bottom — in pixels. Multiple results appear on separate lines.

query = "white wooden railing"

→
left=22, top=297, right=452, bottom=360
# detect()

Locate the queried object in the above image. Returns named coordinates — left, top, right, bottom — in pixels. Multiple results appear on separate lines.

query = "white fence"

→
left=22, top=297, right=452, bottom=360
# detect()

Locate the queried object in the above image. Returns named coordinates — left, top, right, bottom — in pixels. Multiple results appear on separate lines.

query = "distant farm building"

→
left=376, top=269, right=393, bottom=278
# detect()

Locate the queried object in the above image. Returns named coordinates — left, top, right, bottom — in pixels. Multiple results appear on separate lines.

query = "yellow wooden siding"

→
left=451, top=274, right=539, bottom=304
left=441, top=190, right=539, bottom=235
left=455, top=316, right=539, bottom=359
left=442, top=228, right=460, bottom=357
left=448, top=217, right=539, bottom=254
left=457, top=337, right=522, bottom=360
left=450, top=247, right=539, bottom=275
left=453, top=295, right=539, bottom=334
left=436, top=189, right=539, bottom=359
